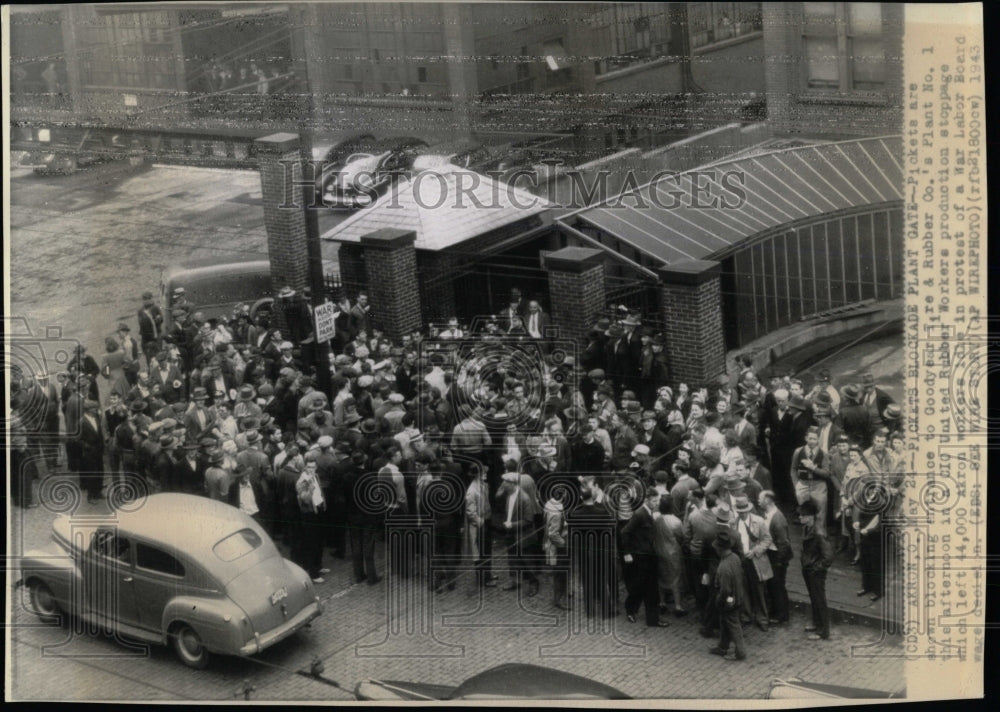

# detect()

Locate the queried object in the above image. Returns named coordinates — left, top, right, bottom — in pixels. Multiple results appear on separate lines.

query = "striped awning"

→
left=561, top=136, right=903, bottom=266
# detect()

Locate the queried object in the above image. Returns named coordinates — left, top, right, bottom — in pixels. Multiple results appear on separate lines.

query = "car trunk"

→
left=225, top=554, right=313, bottom=636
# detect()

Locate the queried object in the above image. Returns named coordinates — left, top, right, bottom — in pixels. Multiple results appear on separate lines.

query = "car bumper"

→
left=239, top=599, right=323, bottom=656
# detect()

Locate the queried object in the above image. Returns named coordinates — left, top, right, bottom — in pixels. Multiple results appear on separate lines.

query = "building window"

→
left=417, top=66, right=427, bottom=83
left=802, top=2, right=885, bottom=92
left=689, top=3, right=762, bottom=50
left=80, top=10, right=177, bottom=90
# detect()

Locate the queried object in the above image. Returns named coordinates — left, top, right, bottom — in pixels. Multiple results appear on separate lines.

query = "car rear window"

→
left=213, top=528, right=263, bottom=562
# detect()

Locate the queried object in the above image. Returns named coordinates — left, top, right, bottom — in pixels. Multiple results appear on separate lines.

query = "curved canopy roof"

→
left=561, top=135, right=903, bottom=266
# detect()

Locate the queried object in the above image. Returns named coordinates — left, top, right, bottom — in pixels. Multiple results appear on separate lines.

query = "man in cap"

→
left=137, top=290, right=164, bottom=361
left=638, top=409, right=669, bottom=461
left=799, top=499, right=833, bottom=640
left=709, top=530, right=747, bottom=660
left=580, top=368, right=605, bottom=412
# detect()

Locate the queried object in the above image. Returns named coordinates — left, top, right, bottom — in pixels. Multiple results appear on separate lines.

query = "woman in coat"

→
left=100, top=337, right=130, bottom=405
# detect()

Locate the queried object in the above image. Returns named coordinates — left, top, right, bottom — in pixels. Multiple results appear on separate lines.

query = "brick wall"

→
left=361, top=231, right=422, bottom=340
left=416, top=252, right=458, bottom=324
left=658, top=265, right=726, bottom=388
left=762, top=2, right=904, bottom=138
left=548, top=263, right=606, bottom=344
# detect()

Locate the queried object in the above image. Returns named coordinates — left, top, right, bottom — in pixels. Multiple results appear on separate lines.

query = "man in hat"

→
left=233, top=384, right=262, bottom=421
left=204, top=448, right=232, bottom=503
left=498, top=461, right=542, bottom=596
left=579, top=368, right=605, bottom=412
left=760, top=388, right=796, bottom=507
left=731, top=493, right=773, bottom=631
left=617, top=312, right=644, bottom=396
left=349, top=292, right=372, bottom=338
left=799, top=499, right=833, bottom=640
left=758, top=490, right=792, bottom=625
left=237, top=429, right=273, bottom=526
left=790, top=426, right=832, bottom=533
left=499, top=289, right=527, bottom=333
left=860, top=372, right=894, bottom=431
left=174, top=442, right=205, bottom=496
left=148, top=350, right=185, bottom=404
left=636, top=409, right=669, bottom=462
left=77, top=400, right=105, bottom=503
left=806, top=368, right=840, bottom=415
left=621, top=489, right=671, bottom=627
left=394, top=349, right=419, bottom=401
left=153, top=433, right=179, bottom=494
left=709, top=530, right=747, bottom=660
left=342, top=448, right=380, bottom=584
left=464, top=460, right=499, bottom=589
left=183, top=387, right=215, bottom=443
left=640, top=333, right=670, bottom=408
left=838, top=384, right=872, bottom=448
left=137, top=290, right=164, bottom=361
left=882, top=403, right=904, bottom=438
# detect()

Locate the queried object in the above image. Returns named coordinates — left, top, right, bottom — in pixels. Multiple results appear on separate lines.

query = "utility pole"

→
left=291, top=4, right=331, bottom=397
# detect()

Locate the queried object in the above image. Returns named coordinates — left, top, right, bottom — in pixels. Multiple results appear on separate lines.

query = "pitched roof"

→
left=321, top=168, right=552, bottom=251
left=560, top=136, right=903, bottom=266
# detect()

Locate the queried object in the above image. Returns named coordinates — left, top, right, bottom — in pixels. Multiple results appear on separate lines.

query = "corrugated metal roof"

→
left=321, top=168, right=552, bottom=251
left=562, top=136, right=903, bottom=266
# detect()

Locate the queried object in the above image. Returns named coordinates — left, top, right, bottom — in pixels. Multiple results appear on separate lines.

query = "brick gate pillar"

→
left=255, top=133, right=310, bottom=335
left=360, top=228, right=422, bottom=340
left=337, top=243, right=367, bottom=302
left=543, top=247, right=607, bottom=344
left=657, top=259, right=726, bottom=387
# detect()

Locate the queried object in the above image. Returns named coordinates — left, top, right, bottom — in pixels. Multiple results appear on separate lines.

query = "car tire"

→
left=28, top=580, right=60, bottom=622
left=171, top=623, right=210, bottom=669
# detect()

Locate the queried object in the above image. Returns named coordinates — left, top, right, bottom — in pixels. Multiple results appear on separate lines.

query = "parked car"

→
left=766, top=678, right=903, bottom=699
left=411, top=140, right=494, bottom=173
left=18, top=494, right=323, bottom=669
left=160, top=256, right=274, bottom=330
left=354, top=662, right=630, bottom=701
left=314, top=134, right=427, bottom=210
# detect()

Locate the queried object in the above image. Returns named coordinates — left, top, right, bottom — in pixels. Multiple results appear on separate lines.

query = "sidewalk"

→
left=784, top=520, right=902, bottom=630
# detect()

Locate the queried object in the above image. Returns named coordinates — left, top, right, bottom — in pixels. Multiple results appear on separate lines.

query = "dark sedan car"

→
left=314, top=134, right=427, bottom=210
left=354, top=662, right=630, bottom=701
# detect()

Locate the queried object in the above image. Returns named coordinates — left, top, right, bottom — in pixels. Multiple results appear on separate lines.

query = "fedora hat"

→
left=191, top=387, right=208, bottom=400
left=360, top=418, right=377, bottom=434
left=787, top=394, right=807, bottom=411
left=344, top=410, right=362, bottom=426
left=813, top=391, right=833, bottom=406
left=207, top=449, right=225, bottom=465
left=883, top=404, right=902, bottom=421
left=238, top=385, right=255, bottom=400
left=605, top=324, right=625, bottom=339
left=733, top=495, right=754, bottom=513
left=840, top=384, right=861, bottom=401
left=621, top=314, right=641, bottom=327
left=245, top=430, right=262, bottom=444
left=724, top=473, right=746, bottom=492
left=278, top=286, right=296, bottom=299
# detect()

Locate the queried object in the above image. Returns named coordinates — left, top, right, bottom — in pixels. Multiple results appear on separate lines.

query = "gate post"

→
left=360, top=229, right=423, bottom=341
left=657, top=259, right=726, bottom=387
left=543, top=247, right=607, bottom=344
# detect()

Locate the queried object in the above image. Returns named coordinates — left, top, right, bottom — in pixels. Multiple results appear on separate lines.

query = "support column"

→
left=543, top=247, right=607, bottom=344
left=361, top=229, right=422, bottom=340
left=255, top=133, right=311, bottom=336
left=658, top=259, right=726, bottom=387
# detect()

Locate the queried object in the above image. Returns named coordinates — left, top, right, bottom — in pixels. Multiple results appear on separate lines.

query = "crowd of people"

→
left=9, top=284, right=908, bottom=660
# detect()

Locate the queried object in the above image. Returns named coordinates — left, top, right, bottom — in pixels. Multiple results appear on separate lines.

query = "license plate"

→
left=270, top=587, right=287, bottom=605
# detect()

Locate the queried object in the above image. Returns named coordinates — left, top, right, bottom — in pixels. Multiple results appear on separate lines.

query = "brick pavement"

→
left=9, top=487, right=906, bottom=701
